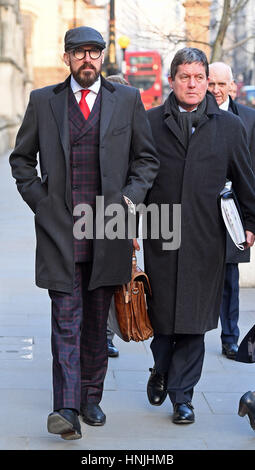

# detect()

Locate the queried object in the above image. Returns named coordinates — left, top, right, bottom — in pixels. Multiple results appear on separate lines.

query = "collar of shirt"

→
left=219, top=96, right=230, bottom=111
left=178, top=105, right=198, bottom=113
left=70, top=75, right=101, bottom=110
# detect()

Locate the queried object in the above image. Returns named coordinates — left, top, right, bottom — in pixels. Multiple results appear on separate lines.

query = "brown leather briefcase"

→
left=114, top=250, right=153, bottom=342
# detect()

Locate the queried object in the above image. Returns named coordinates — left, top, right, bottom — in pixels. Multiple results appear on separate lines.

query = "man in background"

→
left=208, top=62, right=255, bottom=360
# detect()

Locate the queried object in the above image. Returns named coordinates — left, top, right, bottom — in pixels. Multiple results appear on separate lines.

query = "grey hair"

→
left=106, top=75, right=129, bottom=85
left=170, top=47, right=209, bottom=79
left=209, top=62, right=234, bottom=81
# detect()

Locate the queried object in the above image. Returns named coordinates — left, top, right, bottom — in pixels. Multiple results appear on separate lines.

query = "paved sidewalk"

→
left=1, top=151, right=255, bottom=451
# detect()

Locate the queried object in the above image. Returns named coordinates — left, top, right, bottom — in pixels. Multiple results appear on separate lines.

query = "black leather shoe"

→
left=107, top=339, right=119, bottom=357
left=80, top=403, right=106, bottom=426
left=222, top=343, right=238, bottom=360
left=47, top=408, right=82, bottom=440
left=147, top=366, right=168, bottom=406
left=238, top=391, right=255, bottom=430
left=172, top=403, right=195, bottom=424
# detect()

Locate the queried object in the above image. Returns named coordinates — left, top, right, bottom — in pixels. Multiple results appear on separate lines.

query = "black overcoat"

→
left=143, top=92, right=255, bottom=335
left=226, top=97, right=255, bottom=263
left=9, top=76, right=159, bottom=293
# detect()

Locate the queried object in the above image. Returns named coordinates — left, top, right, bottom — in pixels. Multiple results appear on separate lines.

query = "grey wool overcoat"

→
left=10, top=75, right=159, bottom=293
left=143, top=92, right=255, bottom=335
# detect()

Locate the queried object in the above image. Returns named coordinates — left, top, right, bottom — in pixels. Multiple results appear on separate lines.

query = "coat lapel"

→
left=50, top=77, right=72, bottom=209
left=100, top=82, right=116, bottom=142
left=164, top=114, right=186, bottom=149
left=228, top=95, right=239, bottom=116
left=50, top=81, right=70, bottom=163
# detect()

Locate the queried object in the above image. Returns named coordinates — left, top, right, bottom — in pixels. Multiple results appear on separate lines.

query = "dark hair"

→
left=170, top=47, right=209, bottom=79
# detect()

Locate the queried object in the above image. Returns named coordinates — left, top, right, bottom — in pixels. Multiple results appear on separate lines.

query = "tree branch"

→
left=223, top=34, right=255, bottom=52
left=230, top=0, right=250, bottom=18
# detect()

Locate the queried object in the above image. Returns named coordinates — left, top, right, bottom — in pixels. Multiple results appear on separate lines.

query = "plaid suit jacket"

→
left=69, top=88, right=101, bottom=262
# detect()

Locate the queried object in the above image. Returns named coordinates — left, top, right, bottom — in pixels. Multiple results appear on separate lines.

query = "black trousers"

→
left=220, top=263, right=240, bottom=345
left=150, top=333, right=205, bottom=405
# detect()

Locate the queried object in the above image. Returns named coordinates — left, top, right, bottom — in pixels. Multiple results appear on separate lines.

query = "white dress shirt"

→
left=70, top=75, right=101, bottom=111
left=219, top=96, right=230, bottom=111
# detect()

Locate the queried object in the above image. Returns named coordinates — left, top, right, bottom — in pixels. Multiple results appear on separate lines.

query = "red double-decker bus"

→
left=124, top=51, right=162, bottom=110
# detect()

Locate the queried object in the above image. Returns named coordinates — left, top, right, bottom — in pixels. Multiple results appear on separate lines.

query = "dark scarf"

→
left=168, top=92, right=207, bottom=149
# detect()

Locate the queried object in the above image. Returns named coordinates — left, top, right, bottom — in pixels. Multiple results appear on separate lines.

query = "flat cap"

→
left=64, top=26, right=106, bottom=52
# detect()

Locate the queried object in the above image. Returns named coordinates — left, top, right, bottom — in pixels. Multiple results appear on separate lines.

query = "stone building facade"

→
left=0, top=0, right=29, bottom=152
left=183, top=0, right=211, bottom=59
left=20, top=0, right=108, bottom=89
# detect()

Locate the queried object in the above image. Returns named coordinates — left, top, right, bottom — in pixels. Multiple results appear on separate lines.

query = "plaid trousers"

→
left=49, top=262, right=114, bottom=412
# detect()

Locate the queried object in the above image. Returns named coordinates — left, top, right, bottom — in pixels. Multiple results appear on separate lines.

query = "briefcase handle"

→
left=132, top=249, right=137, bottom=268
left=132, top=249, right=142, bottom=275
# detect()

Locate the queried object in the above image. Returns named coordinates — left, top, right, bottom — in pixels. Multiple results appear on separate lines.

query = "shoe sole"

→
left=47, top=413, right=82, bottom=440
left=172, top=418, right=195, bottom=424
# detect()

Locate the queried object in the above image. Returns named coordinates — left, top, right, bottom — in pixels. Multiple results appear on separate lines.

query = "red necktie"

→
left=79, top=89, right=90, bottom=120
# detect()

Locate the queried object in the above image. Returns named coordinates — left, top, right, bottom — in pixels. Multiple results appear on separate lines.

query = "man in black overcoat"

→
left=208, top=62, right=255, bottom=360
left=144, top=48, right=255, bottom=425
left=9, top=26, right=159, bottom=439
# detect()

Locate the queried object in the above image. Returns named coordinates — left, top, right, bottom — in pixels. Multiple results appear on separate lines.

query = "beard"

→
left=71, top=62, right=101, bottom=88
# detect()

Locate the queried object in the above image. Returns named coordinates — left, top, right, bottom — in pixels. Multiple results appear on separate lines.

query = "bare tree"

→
left=144, top=0, right=254, bottom=62
left=211, top=0, right=253, bottom=61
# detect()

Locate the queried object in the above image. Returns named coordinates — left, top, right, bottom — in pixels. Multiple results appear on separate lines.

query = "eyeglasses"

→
left=71, top=48, right=102, bottom=60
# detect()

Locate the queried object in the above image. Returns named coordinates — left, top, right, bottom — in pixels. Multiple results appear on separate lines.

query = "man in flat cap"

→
left=10, top=26, right=159, bottom=440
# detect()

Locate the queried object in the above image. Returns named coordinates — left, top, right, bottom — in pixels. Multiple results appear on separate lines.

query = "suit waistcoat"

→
left=68, top=87, right=102, bottom=262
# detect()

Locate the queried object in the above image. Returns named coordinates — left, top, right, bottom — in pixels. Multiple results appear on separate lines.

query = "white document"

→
left=220, top=181, right=246, bottom=250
